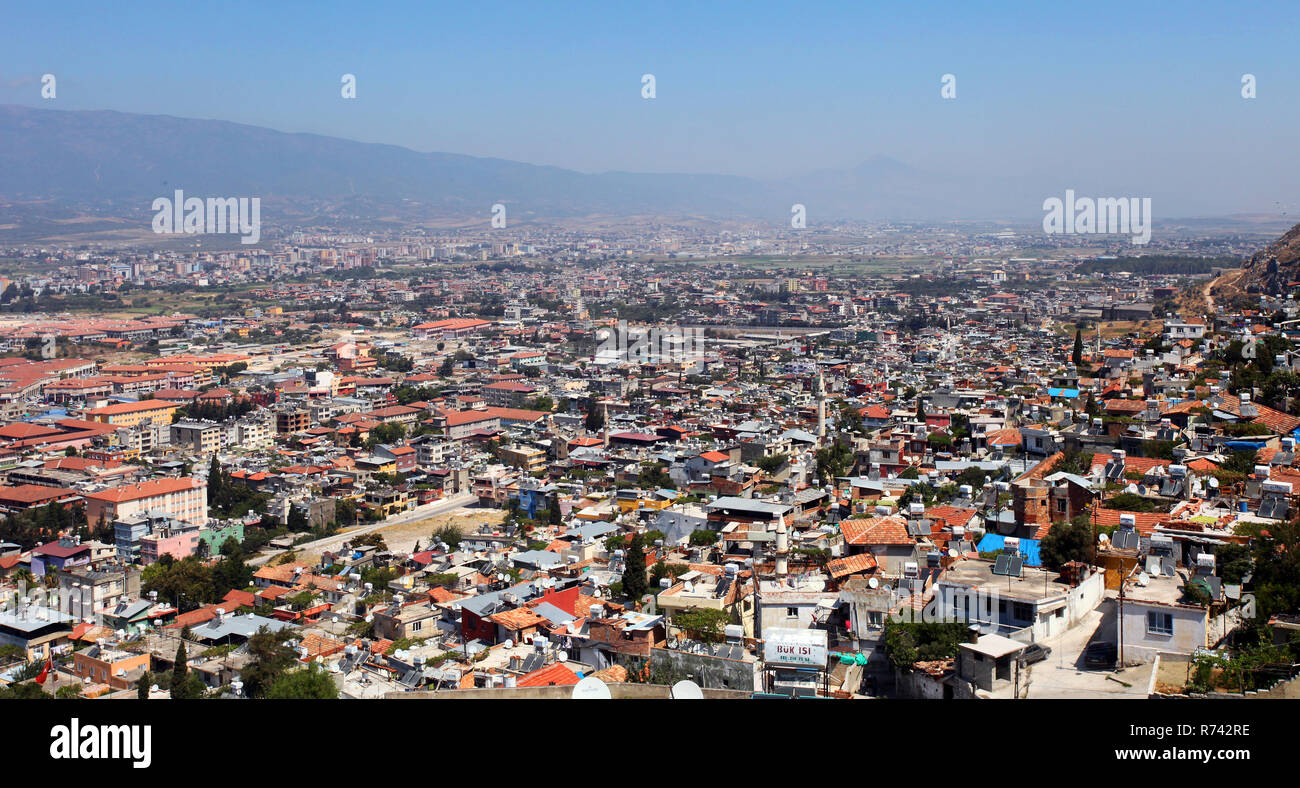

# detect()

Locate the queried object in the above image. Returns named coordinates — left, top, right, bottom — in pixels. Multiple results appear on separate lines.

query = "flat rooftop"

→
left=938, top=559, right=1070, bottom=603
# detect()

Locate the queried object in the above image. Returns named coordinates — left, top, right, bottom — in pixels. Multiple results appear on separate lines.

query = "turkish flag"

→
left=34, top=655, right=51, bottom=685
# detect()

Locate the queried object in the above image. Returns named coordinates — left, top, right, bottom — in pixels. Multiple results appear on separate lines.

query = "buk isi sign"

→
left=764, top=627, right=828, bottom=670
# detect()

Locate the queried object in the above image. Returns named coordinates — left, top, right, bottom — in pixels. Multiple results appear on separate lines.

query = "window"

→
left=786, top=607, right=799, bottom=618
left=1146, top=611, right=1173, bottom=636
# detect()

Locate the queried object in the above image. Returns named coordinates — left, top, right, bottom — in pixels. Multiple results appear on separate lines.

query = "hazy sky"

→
left=3, top=0, right=1298, bottom=214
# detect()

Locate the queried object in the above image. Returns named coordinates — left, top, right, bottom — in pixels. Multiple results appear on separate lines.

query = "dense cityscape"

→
left=0, top=220, right=1297, bottom=705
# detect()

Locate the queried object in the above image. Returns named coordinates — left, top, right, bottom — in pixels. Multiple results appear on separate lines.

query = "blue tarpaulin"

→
left=977, top=533, right=1042, bottom=567
left=1224, top=439, right=1269, bottom=451
left=1046, top=388, right=1080, bottom=399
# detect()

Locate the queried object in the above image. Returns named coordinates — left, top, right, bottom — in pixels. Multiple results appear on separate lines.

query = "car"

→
left=1020, top=642, right=1051, bottom=665
left=1083, top=641, right=1118, bottom=669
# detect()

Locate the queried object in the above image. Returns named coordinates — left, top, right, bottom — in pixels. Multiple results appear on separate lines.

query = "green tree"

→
left=883, top=621, right=969, bottom=671
left=241, top=627, right=298, bottom=698
left=170, top=643, right=206, bottom=699
left=673, top=608, right=730, bottom=643
left=287, top=504, right=310, bottom=532
left=688, top=529, right=717, bottom=547
left=585, top=401, right=605, bottom=433
left=1072, top=329, right=1084, bottom=367
left=264, top=663, right=339, bottom=699
left=208, top=455, right=223, bottom=504
left=622, top=534, right=648, bottom=602
left=1039, top=515, right=1094, bottom=570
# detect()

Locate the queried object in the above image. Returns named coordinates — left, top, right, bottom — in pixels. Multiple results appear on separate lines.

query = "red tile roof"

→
left=516, top=662, right=580, bottom=687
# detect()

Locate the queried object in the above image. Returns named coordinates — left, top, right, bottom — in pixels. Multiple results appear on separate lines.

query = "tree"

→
left=622, top=534, right=648, bottom=602
left=1246, top=516, right=1300, bottom=624
left=172, top=643, right=188, bottom=688
left=814, top=440, right=853, bottom=485
left=287, top=504, right=310, bottom=532
left=1072, top=329, right=1084, bottom=367
left=883, top=621, right=969, bottom=671
left=208, top=455, right=223, bottom=504
left=241, top=627, right=297, bottom=698
left=138, top=671, right=153, bottom=700
left=264, top=663, right=339, bottom=699
left=688, top=529, right=717, bottom=547
left=1222, top=448, right=1259, bottom=477
left=585, top=401, right=605, bottom=433
left=1039, top=515, right=1094, bottom=570
left=673, top=608, right=730, bottom=643
left=0, top=681, right=50, bottom=699
left=170, top=643, right=206, bottom=699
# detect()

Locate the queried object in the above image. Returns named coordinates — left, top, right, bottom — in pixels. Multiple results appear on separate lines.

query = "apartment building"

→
left=84, top=477, right=208, bottom=529
left=84, top=398, right=180, bottom=427
left=171, top=420, right=223, bottom=453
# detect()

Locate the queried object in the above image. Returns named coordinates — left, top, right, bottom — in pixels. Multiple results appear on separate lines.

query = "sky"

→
left=3, top=0, right=1298, bottom=214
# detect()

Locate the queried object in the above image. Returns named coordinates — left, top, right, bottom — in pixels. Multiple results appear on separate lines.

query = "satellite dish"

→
left=671, top=679, right=704, bottom=700
left=571, top=676, right=612, bottom=700
left=867, top=577, right=879, bottom=589
left=947, top=548, right=958, bottom=558
left=1098, top=532, right=1109, bottom=544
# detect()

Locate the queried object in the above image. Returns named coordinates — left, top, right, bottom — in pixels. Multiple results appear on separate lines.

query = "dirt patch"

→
left=376, top=508, right=507, bottom=554
left=297, top=508, right=507, bottom=564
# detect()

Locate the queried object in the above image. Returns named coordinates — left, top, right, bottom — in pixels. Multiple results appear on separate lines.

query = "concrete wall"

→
left=646, top=648, right=758, bottom=692
left=1119, top=601, right=1207, bottom=662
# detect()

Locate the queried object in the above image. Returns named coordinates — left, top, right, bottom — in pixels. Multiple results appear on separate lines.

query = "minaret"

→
left=774, top=511, right=789, bottom=581
left=816, top=370, right=827, bottom=439
left=601, top=402, right=610, bottom=449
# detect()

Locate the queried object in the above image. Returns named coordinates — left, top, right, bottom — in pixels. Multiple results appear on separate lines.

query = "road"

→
left=249, top=492, right=479, bottom=566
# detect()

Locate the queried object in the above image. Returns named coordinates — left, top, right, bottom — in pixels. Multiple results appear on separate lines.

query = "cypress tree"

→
left=1072, top=329, right=1084, bottom=367
left=622, top=534, right=647, bottom=602
left=172, top=642, right=188, bottom=690
left=208, top=455, right=223, bottom=507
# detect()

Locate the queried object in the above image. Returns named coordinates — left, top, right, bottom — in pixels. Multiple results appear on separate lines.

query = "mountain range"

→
left=0, top=104, right=1247, bottom=234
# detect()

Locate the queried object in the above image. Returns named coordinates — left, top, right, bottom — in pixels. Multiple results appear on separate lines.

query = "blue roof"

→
left=976, top=534, right=1042, bottom=567
left=1047, top=388, right=1080, bottom=399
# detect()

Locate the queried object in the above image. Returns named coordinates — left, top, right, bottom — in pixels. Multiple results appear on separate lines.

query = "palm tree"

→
left=13, top=567, right=34, bottom=587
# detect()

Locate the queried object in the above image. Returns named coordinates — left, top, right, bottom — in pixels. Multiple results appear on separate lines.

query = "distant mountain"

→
left=0, top=104, right=1052, bottom=233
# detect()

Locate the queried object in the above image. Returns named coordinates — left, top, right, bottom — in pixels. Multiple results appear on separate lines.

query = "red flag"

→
left=34, top=655, right=51, bottom=685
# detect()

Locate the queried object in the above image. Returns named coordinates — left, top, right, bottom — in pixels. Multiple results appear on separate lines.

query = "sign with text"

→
left=764, top=627, right=828, bottom=670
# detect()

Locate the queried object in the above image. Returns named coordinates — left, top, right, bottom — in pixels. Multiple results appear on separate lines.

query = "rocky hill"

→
left=1240, top=221, right=1300, bottom=294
